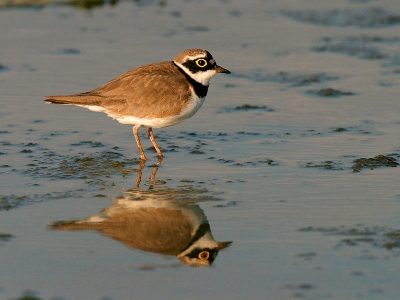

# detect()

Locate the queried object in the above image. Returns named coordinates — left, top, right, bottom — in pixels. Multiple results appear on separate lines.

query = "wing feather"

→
left=45, top=61, right=193, bottom=119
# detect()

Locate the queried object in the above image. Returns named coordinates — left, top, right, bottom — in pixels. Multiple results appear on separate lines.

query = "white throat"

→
left=177, top=231, right=218, bottom=257
left=174, top=61, right=216, bottom=86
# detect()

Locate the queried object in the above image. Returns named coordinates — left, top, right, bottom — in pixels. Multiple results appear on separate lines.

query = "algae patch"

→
left=8, top=290, right=43, bottom=300
left=208, top=156, right=277, bottom=167
left=0, top=63, right=9, bottom=72
left=232, top=70, right=338, bottom=86
left=24, top=150, right=140, bottom=181
left=305, top=160, right=343, bottom=170
left=0, top=191, right=82, bottom=211
left=70, top=140, right=105, bottom=147
left=0, top=149, right=143, bottom=210
left=0, top=233, right=14, bottom=242
left=218, top=104, right=274, bottom=114
left=305, top=154, right=399, bottom=172
left=299, top=225, right=400, bottom=254
left=305, top=88, right=355, bottom=98
left=312, top=35, right=400, bottom=65
left=281, top=7, right=400, bottom=28
left=352, top=154, right=399, bottom=172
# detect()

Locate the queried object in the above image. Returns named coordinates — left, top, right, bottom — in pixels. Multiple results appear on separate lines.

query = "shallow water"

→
left=1, top=0, right=400, bottom=299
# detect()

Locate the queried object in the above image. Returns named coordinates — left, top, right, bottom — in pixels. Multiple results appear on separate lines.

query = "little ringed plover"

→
left=44, top=49, right=230, bottom=161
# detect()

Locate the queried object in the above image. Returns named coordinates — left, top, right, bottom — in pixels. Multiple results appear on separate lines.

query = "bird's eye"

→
left=198, top=251, right=210, bottom=261
left=195, top=59, right=208, bottom=68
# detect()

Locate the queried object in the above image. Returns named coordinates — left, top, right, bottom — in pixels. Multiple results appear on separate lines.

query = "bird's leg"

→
left=146, top=127, right=163, bottom=162
left=132, top=124, right=147, bottom=161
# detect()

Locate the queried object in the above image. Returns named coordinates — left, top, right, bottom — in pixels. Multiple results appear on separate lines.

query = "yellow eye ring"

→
left=198, top=251, right=210, bottom=261
left=195, top=59, right=208, bottom=68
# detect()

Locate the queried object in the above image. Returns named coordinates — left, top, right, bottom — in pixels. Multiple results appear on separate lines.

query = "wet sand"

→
left=1, top=0, right=400, bottom=299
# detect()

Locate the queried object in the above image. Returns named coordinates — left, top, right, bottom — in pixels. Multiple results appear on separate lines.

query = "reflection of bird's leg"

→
left=147, top=167, right=159, bottom=190
left=150, top=167, right=158, bottom=181
left=146, top=127, right=163, bottom=164
left=134, top=160, right=146, bottom=189
left=132, top=124, right=147, bottom=161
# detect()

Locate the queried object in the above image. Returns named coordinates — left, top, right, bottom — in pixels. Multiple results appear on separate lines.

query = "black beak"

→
left=214, top=65, right=231, bottom=74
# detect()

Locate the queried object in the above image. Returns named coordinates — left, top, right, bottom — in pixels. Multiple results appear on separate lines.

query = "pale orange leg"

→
left=134, top=160, right=145, bottom=189
left=149, top=166, right=158, bottom=181
left=132, top=124, right=147, bottom=161
left=146, top=127, right=163, bottom=161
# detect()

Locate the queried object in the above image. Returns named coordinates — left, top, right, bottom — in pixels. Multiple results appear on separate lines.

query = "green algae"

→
left=305, top=160, right=343, bottom=170
left=299, top=225, right=400, bottom=254
left=232, top=70, right=338, bottom=86
left=190, top=149, right=205, bottom=155
left=9, top=291, right=43, bottom=300
left=305, top=154, right=399, bottom=172
left=217, top=104, right=274, bottom=114
left=312, top=35, right=400, bottom=64
left=332, top=127, right=347, bottom=132
left=0, top=233, right=14, bottom=241
left=0, top=191, right=83, bottom=211
left=0, top=0, right=167, bottom=10
left=234, top=104, right=272, bottom=111
left=24, top=150, right=140, bottom=181
left=306, top=88, right=355, bottom=97
left=352, top=154, right=399, bottom=172
left=70, top=141, right=105, bottom=147
left=281, top=7, right=400, bottom=28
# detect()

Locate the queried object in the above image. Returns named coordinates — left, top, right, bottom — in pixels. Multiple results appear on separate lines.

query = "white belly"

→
left=103, top=94, right=206, bottom=128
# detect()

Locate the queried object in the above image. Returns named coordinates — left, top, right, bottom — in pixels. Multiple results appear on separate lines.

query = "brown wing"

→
left=45, top=61, right=193, bottom=119
left=50, top=208, right=194, bottom=255
left=100, top=208, right=194, bottom=255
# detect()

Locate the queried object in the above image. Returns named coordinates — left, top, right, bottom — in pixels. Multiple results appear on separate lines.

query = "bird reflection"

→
left=50, top=165, right=231, bottom=267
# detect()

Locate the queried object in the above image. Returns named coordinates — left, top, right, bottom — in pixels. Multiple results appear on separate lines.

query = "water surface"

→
left=1, top=0, right=400, bottom=299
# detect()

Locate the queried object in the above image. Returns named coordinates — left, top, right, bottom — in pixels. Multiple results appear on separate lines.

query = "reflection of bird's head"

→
left=178, top=241, right=232, bottom=267
left=177, top=223, right=232, bottom=267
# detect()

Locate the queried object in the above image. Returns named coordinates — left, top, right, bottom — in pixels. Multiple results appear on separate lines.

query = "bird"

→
left=44, top=49, right=230, bottom=162
left=50, top=191, right=232, bottom=267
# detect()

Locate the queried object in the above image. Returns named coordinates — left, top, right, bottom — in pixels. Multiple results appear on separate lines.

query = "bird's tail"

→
left=44, top=93, right=102, bottom=105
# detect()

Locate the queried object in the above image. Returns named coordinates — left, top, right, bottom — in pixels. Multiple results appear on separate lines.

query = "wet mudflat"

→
left=1, top=0, right=400, bottom=299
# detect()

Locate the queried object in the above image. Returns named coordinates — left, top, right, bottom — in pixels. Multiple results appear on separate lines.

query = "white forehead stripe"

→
left=185, top=53, right=208, bottom=60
